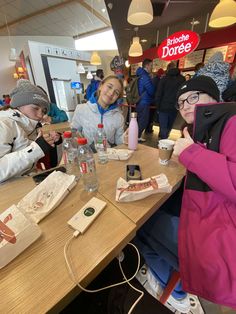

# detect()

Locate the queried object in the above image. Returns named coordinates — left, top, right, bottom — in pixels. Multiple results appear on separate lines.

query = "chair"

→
left=159, top=270, right=181, bottom=304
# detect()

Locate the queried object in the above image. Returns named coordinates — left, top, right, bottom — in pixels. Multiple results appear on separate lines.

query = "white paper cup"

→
left=158, top=139, right=175, bottom=165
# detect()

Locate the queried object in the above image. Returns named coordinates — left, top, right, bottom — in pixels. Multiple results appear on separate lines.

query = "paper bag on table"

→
left=0, top=205, right=41, bottom=269
left=116, top=174, right=172, bottom=202
left=17, top=171, right=77, bottom=223
left=107, top=148, right=133, bottom=161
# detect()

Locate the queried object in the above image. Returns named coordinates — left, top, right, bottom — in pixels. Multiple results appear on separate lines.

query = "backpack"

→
left=125, top=77, right=140, bottom=105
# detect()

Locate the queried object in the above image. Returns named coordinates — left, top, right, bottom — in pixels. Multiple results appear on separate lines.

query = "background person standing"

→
left=136, top=59, right=155, bottom=142
left=155, top=62, right=185, bottom=139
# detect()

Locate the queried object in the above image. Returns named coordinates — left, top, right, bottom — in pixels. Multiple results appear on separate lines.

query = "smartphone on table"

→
left=126, top=165, right=142, bottom=181
left=32, top=166, right=66, bottom=184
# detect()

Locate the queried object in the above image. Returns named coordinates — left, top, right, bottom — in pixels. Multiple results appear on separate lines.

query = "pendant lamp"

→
left=90, top=51, right=101, bottom=65
left=86, top=71, right=93, bottom=79
left=127, top=0, right=153, bottom=26
left=128, top=37, right=143, bottom=57
left=209, top=0, right=236, bottom=28
left=77, top=63, right=85, bottom=73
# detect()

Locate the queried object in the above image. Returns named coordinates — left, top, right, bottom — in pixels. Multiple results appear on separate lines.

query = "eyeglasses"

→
left=176, top=92, right=205, bottom=110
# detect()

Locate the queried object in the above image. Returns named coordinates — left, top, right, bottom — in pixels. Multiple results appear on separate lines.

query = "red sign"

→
left=157, top=30, right=200, bottom=61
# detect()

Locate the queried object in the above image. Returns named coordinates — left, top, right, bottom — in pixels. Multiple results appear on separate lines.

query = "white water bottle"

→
left=77, top=138, right=98, bottom=192
left=128, top=112, right=138, bottom=150
left=62, top=131, right=77, bottom=174
left=95, top=123, right=108, bottom=164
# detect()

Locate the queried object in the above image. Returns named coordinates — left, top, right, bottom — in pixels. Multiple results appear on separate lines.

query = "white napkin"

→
left=116, top=174, right=172, bottom=202
left=107, top=148, right=133, bottom=161
left=17, top=171, right=77, bottom=223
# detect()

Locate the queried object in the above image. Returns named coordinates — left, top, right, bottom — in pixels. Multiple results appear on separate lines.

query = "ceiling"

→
left=105, top=0, right=219, bottom=57
left=0, top=0, right=224, bottom=58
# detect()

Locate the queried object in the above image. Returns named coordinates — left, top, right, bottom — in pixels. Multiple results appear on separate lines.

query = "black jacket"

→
left=155, top=68, right=185, bottom=112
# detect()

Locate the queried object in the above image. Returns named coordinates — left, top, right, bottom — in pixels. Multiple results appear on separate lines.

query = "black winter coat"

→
left=155, top=68, right=185, bottom=112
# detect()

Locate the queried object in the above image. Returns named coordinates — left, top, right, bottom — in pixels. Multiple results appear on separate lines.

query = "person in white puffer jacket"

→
left=0, top=79, right=61, bottom=183
left=71, top=75, right=124, bottom=147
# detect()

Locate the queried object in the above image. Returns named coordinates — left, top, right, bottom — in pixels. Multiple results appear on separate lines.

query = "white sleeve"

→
left=115, top=113, right=125, bottom=145
left=71, top=105, right=83, bottom=132
left=0, top=122, right=45, bottom=183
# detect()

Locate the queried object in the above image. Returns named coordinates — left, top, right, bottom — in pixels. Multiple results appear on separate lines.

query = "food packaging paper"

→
left=116, top=174, right=172, bottom=202
left=107, top=148, right=133, bottom=161
left=17, top=171, right=77, bottom=223
left=0, top=205, right=41, bottom=269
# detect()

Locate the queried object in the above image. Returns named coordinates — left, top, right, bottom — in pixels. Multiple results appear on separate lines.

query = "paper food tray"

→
left=107, top=148, right=133, bottom=161
left=0, top=205, right=41, bottom=269
left=17, top=171, right=77, bottom=223
left=116, top=174, right=172, bottom=202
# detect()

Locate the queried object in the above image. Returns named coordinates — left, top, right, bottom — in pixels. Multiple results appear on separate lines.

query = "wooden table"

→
left=0, top=177, right=136, bottom=314
left=42, top=121, right=71, bottom=133
left=96, top=144, right=186, bottom=227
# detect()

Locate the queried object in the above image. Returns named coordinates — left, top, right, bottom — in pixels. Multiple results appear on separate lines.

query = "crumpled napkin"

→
left=116, top=174, right=172, bottom=202
left=107, top=148, right=133, bottom=161
left=17, top=171, right=77, bottom=223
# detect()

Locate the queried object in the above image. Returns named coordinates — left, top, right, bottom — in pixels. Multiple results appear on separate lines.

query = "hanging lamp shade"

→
left=127, top=0, right=153, bottom=26
left=86, top=71, right=93, bottom=79
left=9, top=48, right=17, bottom=61
left=77, top=63, right=85, bottom=73
left=90, top=51, right=101, bottom=65
left=209, top=0, right=236, bottom=28
left=128, top=37, right=143, bottom=57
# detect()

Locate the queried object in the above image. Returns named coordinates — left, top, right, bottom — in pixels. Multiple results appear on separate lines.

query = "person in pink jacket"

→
left=135, top=76, right=236, bottom=312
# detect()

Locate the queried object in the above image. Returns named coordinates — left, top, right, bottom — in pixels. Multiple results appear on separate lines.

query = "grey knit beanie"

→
left=10, top=79, right=49, bottom=112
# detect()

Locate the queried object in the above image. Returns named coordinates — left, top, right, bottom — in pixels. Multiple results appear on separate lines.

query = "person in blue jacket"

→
left=37, top=86, right=68, bottom=124
left=42, top=103, right=68, bottom=124
left=136, top=59, right=155, bottom=142
left=85, top=69, right=104, bottom=100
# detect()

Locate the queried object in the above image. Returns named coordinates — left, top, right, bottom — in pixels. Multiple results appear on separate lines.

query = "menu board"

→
left=131, top=62, right=142, bottom=76
left=204, top=46, right=228, bottom=63
left=152, top=58, right=168, bottom=72
left=179, top=50, right=204, bottom=69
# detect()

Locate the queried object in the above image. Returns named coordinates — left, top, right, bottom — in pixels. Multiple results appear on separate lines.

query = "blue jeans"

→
left=134, top=210, right=186, bottom=299
left=158, top=111, right=177, bottom=139
left=136, top=103, right=150, bottom=138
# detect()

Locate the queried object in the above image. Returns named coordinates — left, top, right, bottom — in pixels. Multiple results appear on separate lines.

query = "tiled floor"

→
left=141, top=125, right=236, bottom=314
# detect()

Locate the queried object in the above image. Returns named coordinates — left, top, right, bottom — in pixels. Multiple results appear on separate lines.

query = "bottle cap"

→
left=98, top=123, right=104, bottom=128
left=77, top=137, right=87, bottom=145
left=63, top=131, right=72, bottom=138
left=131, top=112, right=137, bottom=118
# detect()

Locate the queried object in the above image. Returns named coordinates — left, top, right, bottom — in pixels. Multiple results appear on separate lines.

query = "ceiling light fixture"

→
left=209, top=0, right=236, bottom=28
left=5, top=15, right=18, bottom=62
left=128, top=36, right=143, bottom=57
left=125, top=60, right=130, bottom=68
left=140, top=38, right=147, bottom=43
left=86, top=71, right=93, bottom=79
left=127, top=0, right=153, bottom=26
left=90, top=51, right=102, bottom=65
left=77, top=63, right=85, bottom=73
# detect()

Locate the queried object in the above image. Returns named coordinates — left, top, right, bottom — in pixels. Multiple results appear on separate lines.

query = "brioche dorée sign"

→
left=157, top=30, right=200, bottom=61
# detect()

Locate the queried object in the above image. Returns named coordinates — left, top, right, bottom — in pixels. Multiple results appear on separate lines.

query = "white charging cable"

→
left=64, top=233, right=143, bottom=313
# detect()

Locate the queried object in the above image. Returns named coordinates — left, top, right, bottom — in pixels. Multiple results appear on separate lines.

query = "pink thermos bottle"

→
left=128, top=112, right=138, bottom=150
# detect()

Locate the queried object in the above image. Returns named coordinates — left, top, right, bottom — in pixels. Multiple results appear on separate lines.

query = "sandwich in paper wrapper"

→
left=107, top=148, right=133, bottom=161
left=116, top=174, right=172, bottom=202
left=17, top=171, right=77, bottom=223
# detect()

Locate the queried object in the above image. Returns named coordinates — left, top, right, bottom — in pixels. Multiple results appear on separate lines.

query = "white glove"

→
left=173, top=127, right=194, bottom=156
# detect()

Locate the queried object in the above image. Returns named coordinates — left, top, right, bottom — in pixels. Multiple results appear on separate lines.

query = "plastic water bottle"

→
left=77, top=138, right=98, bottom=192
left=95, top=123, right=108, bottom=164
left=128, top=112, right=138, bottom=150
left=62, top=131, right=77, bottom=174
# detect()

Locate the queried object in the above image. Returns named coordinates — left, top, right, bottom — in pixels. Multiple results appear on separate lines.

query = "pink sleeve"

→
left=179, top=116, right=236, bottom=202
